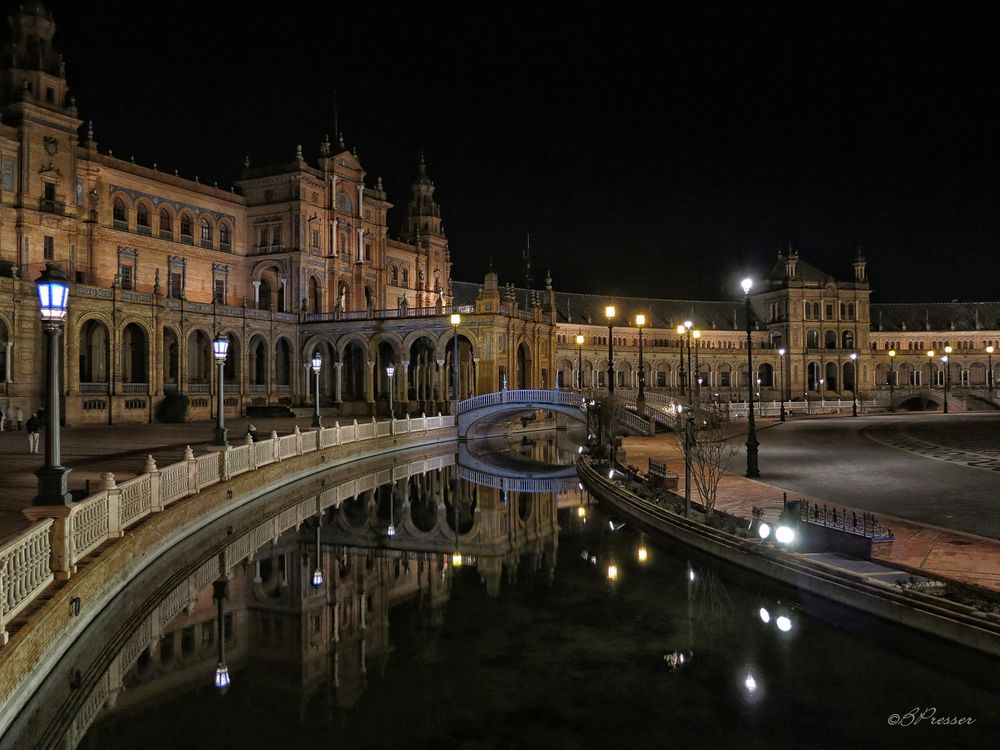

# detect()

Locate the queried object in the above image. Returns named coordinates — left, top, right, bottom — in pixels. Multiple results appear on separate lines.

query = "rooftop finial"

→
left=296, top=144, right=303, bottom=160
left=244, top=155, right=250, bottom=168
left=86, top=120, right=93, bottom=141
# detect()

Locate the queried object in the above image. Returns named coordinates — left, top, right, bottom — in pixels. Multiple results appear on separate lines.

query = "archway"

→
left=223, top=333, right=240, bottom=389
left=187, top=331, right=211, bottom=385
left=843, top=360, right=856, bottom=392
left=807, top=361, right=820, bottom=391
left=408, top=336, right=437, bottom=403
left=162, top=328, right=179, bottom=388
left=275, top=338, right=292, bottom=386
left=446, top=335, right=475, bottom=399
left=757, top=362, right=773, bottom=388
left=824, top=361, right=839, bottom=392
left=80, top=320, right=110, bottom=385
left=374, top=340, right=398, bottom=408
left=307, top=276, right=320, bottom=314
left=121, top=323, right=148, bottom=385
left=516, top=342, right=531, bottom=389
left=248, top=336, right=268, bottom=387
left=343, top=340, right=367, bottom=401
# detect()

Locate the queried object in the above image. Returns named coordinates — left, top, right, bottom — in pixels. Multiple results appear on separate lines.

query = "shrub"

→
left=156, top=391, right=189, bottom=423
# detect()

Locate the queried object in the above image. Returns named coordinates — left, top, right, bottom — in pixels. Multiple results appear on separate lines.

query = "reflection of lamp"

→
left=212, top=577, right=230, bottom=692
left=212, top=333, right=229, bottom=446
left=637, top=544, right=648, bottom=563
left=386, top=363, right=396, bottom=419
left=34, top=264, right=72, bottom=505
left=450, top=475, right=462, bottom=567
left=387, top=482, right=396, bottom=537
left=606, top=563, right=619, bottom=581
left=311, top=517, right=324, bottom=587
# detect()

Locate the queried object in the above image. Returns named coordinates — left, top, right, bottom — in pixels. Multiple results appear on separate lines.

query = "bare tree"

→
left=590, top=394, right=627, bottom=465
left=677, top=401, right=741, bottom=518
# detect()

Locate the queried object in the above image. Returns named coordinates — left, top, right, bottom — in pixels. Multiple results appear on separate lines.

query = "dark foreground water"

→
left=11, top=432, right=1000, bottom=750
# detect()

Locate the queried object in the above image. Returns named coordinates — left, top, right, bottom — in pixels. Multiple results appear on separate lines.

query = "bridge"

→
left=457, top=389, right=658, bottom=438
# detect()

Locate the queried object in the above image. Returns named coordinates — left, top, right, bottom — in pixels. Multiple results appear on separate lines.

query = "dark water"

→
left=12, top=432, right=1000, bottom=750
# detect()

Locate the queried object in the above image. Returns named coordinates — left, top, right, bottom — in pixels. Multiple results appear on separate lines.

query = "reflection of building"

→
left=84, top=463, right=561, bottom=739
left=0, top=4, right=557, bottom=424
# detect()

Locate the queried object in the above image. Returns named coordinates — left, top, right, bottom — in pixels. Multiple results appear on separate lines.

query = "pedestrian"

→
left=247, top=424, right=259, bottom=442
left=15, top=405, right=23, bottom=431
left=26, top=412, right=41, bottom=454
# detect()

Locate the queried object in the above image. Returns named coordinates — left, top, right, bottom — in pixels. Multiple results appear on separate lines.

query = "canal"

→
left=8, top=429, right=999, bottom=749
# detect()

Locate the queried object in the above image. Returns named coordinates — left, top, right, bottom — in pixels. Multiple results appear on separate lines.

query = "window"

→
left=168, top=256, right=186, bottom=299
left=137, top=203, right=151, bottom=235
left=310, top=228, right=320, bottom=249
left=168, top=272, right=182, bottom=298
left=826, top=304, right=834, bottom=319
left=119, top=265, right=133, bottom=290
left=720, top=370, right=731, bottom=386
left=43, top=182, right=56, bottom=204
left=213, top=278, right=225, bottom=304
left=401, top=268, right=408, bottom=287
left=43, top=235, right=54, bottom=261
left=391, top=265, right=398, bottom=284
left=220, top=223, right=231, bottom=250
left=200, top=219, right=213, bottom=248
left=159, top=209, right=172, bottom=239
left=180, top=214, right=193, bottom=243
left=113, top=197, right=127, bottom=229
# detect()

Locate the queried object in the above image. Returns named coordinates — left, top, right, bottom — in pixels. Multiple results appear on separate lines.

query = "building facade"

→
left=0, top=4, right=557, bottom=425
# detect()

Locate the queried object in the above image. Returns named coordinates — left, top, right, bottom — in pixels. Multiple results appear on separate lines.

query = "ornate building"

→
left=544, top=250, right=1000, bottom=409
left=0, top=4, right=557, bottom=425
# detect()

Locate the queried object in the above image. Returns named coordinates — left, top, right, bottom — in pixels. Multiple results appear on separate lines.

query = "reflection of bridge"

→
left=457, top=463, right=579, bottom=494
left=457, top=389, right=660, bottom=437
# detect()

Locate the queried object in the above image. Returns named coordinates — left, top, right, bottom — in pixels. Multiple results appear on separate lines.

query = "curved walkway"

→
left=623, top=424, right=1000, bottom=591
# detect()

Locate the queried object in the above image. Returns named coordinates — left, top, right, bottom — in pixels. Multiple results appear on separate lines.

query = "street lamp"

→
left=309, top=352, right=322, bottom=427
left=605, top=305, right=616, bottom=393
left=212, top=333, right=229, bottom=446
left=742, top=278, right=759, bottom=478
left=850, top=352, right=858, bottom=417
left=943, top=345, right=952, bottom=414
left=311, top=518, right=324, bottom=587
left=988, top=345, right=995, bottom=394
left=692, top=329, right=701, bottom=405
left=636, top=314, right=646, bottom=404
left=575, top=333, right=585, bottom=389
left=777, top=348, right=786, bottom=422
left=676, top=324, right=687, bottom=396
left=450, top=313, right=461, bottom=405
left=386, top=363, right=396, bottom=418
left=34, top=264, right=72, bottom=505
left=675, top=404, right=694, bottom=517
left=888, top=349, right=896, bottom=412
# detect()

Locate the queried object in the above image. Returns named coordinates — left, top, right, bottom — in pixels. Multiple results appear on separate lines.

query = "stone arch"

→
left=161, top=325, right=180, bottom=388
left=807, top=361, right=821, bottom=391
left=252, top=262, right=284, bottom=311
left=407, top=335, right=437, bottom=402
left=158, top=205, right=174, bottom=238
left=198, top=215, right=214, bottom=247
left=306, top=274, right=321, bottom=313
left=248, top=334, right=268, bottom=386
left=121, top=321, right=149, bottom=384
left=79, top=317, right=111, bottom=384
left=556, top=358, right=573, bottom=388
left=111, top=191, right=131, bottom=227
left=218, top=219, right=233, bottom=250
left=135, top=199, right=153, bottom=233
left=336, top=333, right=371, bottom=363
left=824, top=330, right=837, bottom=349
left=275, top=337, right=293, bottom=386
left=342, top=339, right=368, bottom=401
left=842, top=330, right=855, bottom=349
left=179, top=210, right=195, bottom=240
left=824, top=361, right=839, bottom=392
left=186, top=329, right=212, bottom=384
left=843, top=359, right=856, bottom=392
left=220, top=329, right=240, bottom=386
left=443, top=331, right=477, bottom=398
left=757, top=362, right=773, bottom=388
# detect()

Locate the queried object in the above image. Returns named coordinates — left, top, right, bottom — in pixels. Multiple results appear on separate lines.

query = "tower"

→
left=400, top=153, right=450, bottom=307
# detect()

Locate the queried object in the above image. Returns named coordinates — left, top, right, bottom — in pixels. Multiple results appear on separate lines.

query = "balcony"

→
left=159, top=229, right=173, bottom=241
left=39, top=198, right=65, bottom=215
left=180, top=233, right=193, bottom=246
left=80, top=382, right=109, bottom=394
left=136, top=224, right=152, bottom=236
left=122, top=382, right=148, bottom=394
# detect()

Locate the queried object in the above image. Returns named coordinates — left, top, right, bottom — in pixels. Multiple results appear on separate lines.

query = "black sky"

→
left=32, top=1, right=1000, bottom=303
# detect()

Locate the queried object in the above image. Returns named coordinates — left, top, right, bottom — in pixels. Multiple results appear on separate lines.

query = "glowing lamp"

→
left=741, top=278, right=753, bottom=294
left=215, top=662, right=231, bottom=690
left=450, top=313, right=461, bottom=326
left=311, top=568, right=324, bottom=587
left=35, top=264, right=70, bottom=322
left=311, top=353, right=322, bottom=373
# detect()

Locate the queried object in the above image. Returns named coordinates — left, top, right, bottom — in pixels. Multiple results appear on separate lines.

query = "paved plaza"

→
left=623, top=412, right=1000, bottom=591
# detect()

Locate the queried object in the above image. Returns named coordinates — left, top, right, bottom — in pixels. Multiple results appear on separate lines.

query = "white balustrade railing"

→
left=0, top=520, right=54, bottom=644
left=457, top=388, right=587, bottom=414
left=5, top=414, right=455, bottom=648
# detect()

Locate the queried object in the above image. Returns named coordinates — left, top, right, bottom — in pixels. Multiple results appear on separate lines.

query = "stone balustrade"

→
left=5, top=413, right=454, bottom=646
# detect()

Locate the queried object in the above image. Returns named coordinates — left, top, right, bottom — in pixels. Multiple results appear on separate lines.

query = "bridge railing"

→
left=12, top=413, right=456, bottom=647
left=458, top=389, right=586, bottom=414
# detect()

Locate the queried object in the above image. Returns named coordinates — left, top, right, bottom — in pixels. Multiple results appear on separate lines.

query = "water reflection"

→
left=10, top=431, right=1000, bottom=749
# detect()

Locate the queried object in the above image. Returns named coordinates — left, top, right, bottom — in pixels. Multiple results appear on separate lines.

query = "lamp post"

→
left=684, top=321, right=693, bottom=402
left=212, top=576, right=231, bottom=693
left=742, top=278, right=760, bottom=478
left=575, top=334, right=585, bottom=390
left=605, top=305, right=616, bottom=394
left=675, top=404, right=694, bottom=517
left=850, top=352, right=858, bottom=417
left=692, top=329, right=701, bottom=405
left=34, top=264, right=72, bottom=506
left=386, top=363, right=395, bottom=418
left=777, top=348, right=786, bottom=422
left=310, top=353, right=322, bottom=427
left=676, top=324, right=687, bottom=396
left=888, top=349, right=896, bottom=412
left=943, top=345, right=952, bottom=414
left=988, top=345, right=995, bottom=394
left=212, top=333, right=229, bottom=446
left=636, top=314, right=646, bottom=404
left=450, top=313, right=461, bottom=408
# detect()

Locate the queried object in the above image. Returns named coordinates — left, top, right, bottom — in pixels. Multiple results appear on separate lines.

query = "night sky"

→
left=32, top=1, right=1000, bottom=303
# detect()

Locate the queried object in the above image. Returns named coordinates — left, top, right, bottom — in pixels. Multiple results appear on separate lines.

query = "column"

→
left=365, top=360, right=374, bottom=404
left=279, top=278, right=288, bottom=311
left=252, top=280, right=261, bottom=307
left=357, top=228, right=366, bottom=262
left=472, top=357, right=479, bottom=396
left=334, top=361, right=343, bottom=403
left=435, top=359, right=445, bottom=402
left=4, top=342, right=12, bottom=383
left=331, top=218, right=338, bottom=257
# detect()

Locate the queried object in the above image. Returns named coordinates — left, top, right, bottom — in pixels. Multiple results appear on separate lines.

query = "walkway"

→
left=0, top=416, right=331, bottom=542
left=622, top=425, right=1000, bottom=592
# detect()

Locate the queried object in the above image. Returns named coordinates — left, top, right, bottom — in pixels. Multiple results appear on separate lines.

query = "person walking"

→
left=26, top=412, right=41, bottom=454
left=15, top=405, right=23, bottom=431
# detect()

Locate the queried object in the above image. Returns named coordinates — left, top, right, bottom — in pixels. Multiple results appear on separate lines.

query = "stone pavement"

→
left=0, top=415, right=333, bottom=543
left=622, top=424, right=1000, bottom=592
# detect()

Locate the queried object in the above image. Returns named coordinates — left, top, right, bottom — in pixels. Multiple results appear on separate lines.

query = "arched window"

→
left=391, top=265, right=398, bottom=285
left=159, top=209, right=173, bottom=239
left=113, top=197, right=127, bottom=228
left=807, top=330, right=819, bottom=348
left=200, top=219, right=213, bottom=247
left=180, top=214, right=193, bottom=243
left=842, top=330, right=855, bottom=349
left=136, top=203, right=150, bottom=234
left=401, top=268, right=409, bottom=288
left=219, top=223, right=231, bottom=249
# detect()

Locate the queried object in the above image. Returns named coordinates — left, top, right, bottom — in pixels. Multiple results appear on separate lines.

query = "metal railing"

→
left=798, top=501, right=894, bottom=541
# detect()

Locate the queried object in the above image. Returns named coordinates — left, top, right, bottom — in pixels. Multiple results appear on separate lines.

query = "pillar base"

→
left=311, top=414, right=323, bottom=428
left=35, top=465, right=73, bottom=506
left=213, top=426, right=229, bottom=446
